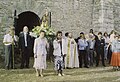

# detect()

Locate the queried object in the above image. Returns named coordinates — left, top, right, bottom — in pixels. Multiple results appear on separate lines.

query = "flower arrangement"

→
left=30, top=25, right=55, bottom=40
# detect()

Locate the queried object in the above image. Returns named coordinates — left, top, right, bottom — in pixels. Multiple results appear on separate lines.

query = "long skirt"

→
left=110, top=52, right=120, bottom=66
left=33, top=55, right=47, bottom=69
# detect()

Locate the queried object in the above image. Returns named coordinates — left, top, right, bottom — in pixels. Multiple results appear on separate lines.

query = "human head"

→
left=89, top=29, right=94, bottom=34
left=98, top=32, right=102, bottom=38
left=68, top=32, right=72, bottom=38
left=56, top=31, right=62, bottom=39
left=104, top=32, right=108, bottom=37
left=9, top=26, right=15, bottom=35
left=65, top=32, right=69, bottom=37
left=23, top=26, right=29, bottom=33
left=39, top=30, right=45, bottom=38
left=80, top=32, right=85, bottom=39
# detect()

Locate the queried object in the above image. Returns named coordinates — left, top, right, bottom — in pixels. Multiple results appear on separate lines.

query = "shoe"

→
left=103, top=65, right=106, bottom=67
left=62, top=73, right=65, bottom=76
left=58, top=73, right=62, bottom=76
left=84, top=66, right=89, bottom=68
left=40, top=74, right=43, bottom=77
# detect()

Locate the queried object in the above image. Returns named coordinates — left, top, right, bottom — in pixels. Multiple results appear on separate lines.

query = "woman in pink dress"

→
left=33, top=30, right=49, bottom=77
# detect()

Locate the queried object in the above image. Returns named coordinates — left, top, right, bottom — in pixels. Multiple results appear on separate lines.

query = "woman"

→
left=108, top=30, right=116, bottom=64
left=103, top=32, right=110, bottom=60
left=33, top=30, right=49, bottom=77
left=111, top=35, right=120, bottom=70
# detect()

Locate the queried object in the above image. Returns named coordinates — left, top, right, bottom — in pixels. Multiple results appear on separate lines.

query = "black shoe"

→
left=84, top=66, right=89, bottom=68
left=20, top=66, right=24, bottom=69
left=96, top=65, right=98, bottom=67
left=103, top=65, right=106, bottom=67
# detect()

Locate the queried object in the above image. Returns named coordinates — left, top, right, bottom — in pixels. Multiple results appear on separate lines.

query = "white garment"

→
left=65, top=38, right=79, bottom=68
left=3, top=34, right=17, bottom=46
left=33, top=37, right=48, bottom=69
left=104, top=36, right=110, bottom=44
left=110, top=34, right=115, bottom=43
left=53, top=38, right=66, bottom=56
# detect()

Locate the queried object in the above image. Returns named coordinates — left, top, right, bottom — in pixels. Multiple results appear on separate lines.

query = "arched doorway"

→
left=15, top=11, right=40, bottom=35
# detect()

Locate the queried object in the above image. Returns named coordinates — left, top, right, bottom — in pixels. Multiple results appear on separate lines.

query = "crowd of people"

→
left=3, top=26, right=120, bottom=77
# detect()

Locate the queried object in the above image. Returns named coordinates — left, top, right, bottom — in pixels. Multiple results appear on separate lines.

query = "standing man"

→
left=65, top=32, right=79, bottom=68
left=3, top=27, right=17, bottom=70
left=19, top=26, right=32, bottom=69
left=78, top=32, right=89, bottom=68
left=96, top=32, right=106, bottom=67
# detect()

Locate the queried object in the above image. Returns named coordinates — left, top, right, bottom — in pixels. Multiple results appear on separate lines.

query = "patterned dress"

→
left=33, top=37, right=48, bottom=69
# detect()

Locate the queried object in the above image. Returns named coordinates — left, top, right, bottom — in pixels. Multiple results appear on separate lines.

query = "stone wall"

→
left=0, top=0, right=120, bottom=56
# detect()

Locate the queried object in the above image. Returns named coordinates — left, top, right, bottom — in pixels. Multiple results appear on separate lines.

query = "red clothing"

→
left=111, top=52, right=120, bottom=66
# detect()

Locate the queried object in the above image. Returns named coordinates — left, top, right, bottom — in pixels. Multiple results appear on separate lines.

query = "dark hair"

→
left=90, top=29, right=93, bottom=33
left=56, top=31, right=62, bottom=36
left=80, top=32, right=85, bottom=39
left=80, top=32, right=84, bottom=35
left=98, top=32, right=102, bottom=35
left=65, top=32, right=69, bottom=37
left=40, top=30, right=45, bottom=33
left=104, top=32, right=108, bottom=36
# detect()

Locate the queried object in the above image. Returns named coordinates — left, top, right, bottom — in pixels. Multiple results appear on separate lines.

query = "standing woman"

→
left=108, top=30, right=116, bottom=63
left=111, top=35, right=120, bottom=70
left=33, top=30, right=49, bottom=77
left=103, top=32, right=110, bottom=60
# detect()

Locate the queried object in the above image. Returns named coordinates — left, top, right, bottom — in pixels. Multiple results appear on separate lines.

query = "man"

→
left=65, top=32, right=79, bottom=68
left=3, top=27, right=17, bottom=69
left=53, top=31, right=66, bottom=76
left=96, top=32, right=105, bottom=67
left=87, top=33, right=95, bottom=67
left=78, top=32, right=89, bottom=68
left=19, top=26, right=32, bottom=69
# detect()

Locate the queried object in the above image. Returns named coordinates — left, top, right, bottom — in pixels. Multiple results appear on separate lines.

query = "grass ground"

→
left=0, top=59, right=120, bottom=82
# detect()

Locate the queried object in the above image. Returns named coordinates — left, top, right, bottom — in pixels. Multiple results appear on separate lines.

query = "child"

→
left=53, top=31, right=65, bottom=76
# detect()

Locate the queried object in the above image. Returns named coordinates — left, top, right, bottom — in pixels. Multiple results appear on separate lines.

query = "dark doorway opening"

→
left=15, top=11, right=40, bottom=35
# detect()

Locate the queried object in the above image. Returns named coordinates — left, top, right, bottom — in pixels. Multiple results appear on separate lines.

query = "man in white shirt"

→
left=3, top=28, right=17, bottom=69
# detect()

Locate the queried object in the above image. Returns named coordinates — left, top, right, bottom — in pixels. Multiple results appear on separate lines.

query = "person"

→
left=78, top=32, right=89, bottom=68
left=108, top=30, right=116, bottom=64
left=87, top=33, right=95, bottom=67
left=96, top=32, right=105, bottom=67
left=62, top=32, right=69, bottom=68
left=3, top=27, right=17, bottom=69
left=103, top=32, right=110, bottom=60
left=65, top=32, right=79, bottom=68
left=19, top=26, right=32, bottom=69
left=110, top=35, right=120, bottom=70
left=33, top=30, right=49, bottom=77
left=53, top=31, right=66, bottom=76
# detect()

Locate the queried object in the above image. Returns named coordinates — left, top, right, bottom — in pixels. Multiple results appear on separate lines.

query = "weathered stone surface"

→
left=0, top=0, right=120, bottom=56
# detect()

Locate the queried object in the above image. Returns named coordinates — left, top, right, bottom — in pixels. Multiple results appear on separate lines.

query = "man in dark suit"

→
left=95, top=32, right=105, bottom=67
left=19, top=26, right=32, bottom=69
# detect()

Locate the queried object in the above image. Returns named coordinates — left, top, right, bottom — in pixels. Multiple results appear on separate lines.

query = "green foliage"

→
left=31, top=26, right=55, bottom=40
